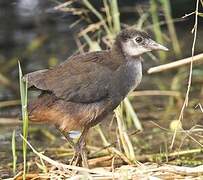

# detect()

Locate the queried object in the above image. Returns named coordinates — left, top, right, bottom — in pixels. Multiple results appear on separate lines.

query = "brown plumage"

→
left=27, top=50, right=122, bottom=131
left=25, top=28, right=168, bottom=166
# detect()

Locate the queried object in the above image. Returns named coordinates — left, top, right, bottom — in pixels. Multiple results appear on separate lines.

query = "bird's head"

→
left=115, top=28, right=168, bottom=58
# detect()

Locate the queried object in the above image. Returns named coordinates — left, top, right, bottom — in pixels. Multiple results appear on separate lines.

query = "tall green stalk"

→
left=109, top=0, right=120, bottom=34
left=115, top=108, right=136, bottom=162
left=150, top=0, right=166, bottom=62
left=18, top=62, right=29, bottom=180
left=12, top=130, right=17, bottom=175
left=103, top=0, right=113, bottom=32
left=159, top=0, right=182, bottom=109
left=160, top=0, right=181, bottom=57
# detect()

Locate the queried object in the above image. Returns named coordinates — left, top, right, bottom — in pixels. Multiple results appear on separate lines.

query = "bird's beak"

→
left=149, top=40, right=169, bottom=51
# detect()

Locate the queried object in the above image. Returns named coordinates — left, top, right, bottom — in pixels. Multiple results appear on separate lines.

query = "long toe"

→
left=69, top=151, right=82, bottom=166
left=81, top=150, right=88, bottom=168
left=70, top=143, right=88, bottom=167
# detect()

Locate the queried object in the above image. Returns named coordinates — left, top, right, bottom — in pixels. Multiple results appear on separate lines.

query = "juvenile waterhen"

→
left=25, top=28, right=168, bottom=166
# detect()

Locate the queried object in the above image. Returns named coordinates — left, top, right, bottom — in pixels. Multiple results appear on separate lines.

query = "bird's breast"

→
left=109, top=59, right=142, bottom=104
left=126, top=60, right=142, bottom=92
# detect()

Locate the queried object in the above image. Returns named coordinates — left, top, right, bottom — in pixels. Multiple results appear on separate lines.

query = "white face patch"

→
left=122, top=38, right=150, bottom=57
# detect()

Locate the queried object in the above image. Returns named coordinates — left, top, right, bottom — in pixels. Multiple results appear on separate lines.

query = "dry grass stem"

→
left=78, top=21, right=104, bottom=37
left=0, top=100, right=20, bottom=108
left=148, top=53, right=203, bottom=74
left=53, top=1, right=77, bottom=10
left=96, top=126, right=132, bottom=165
left=130, top=90, right=181, bottom=98
left=170, top=0, right=200, bottom=149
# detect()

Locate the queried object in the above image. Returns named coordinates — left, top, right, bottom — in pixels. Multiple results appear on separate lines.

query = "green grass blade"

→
left=160, top=0, right=181, bottom=57
left=109, top=0, right=120, bottom=34
left=150, top=0, right=166, bottom=61
left=83, top=34, right=101, bottom=51
left=12, top=130, right=17, bottom=175
left=18, top=61, right=29, bottom=180
left=115, top=108, right=136, bottom=162
left=96, top=125, right=111, bottom=147
left=137, top=13, right=149, bottom=30
left=124, top=98, right=143, bottom=131
left=103, top=0, right=113, bottom=32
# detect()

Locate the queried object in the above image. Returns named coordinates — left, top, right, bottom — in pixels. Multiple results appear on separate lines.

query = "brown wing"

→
left=24, top=69, right=48, bottom=88
left=25, top=51, right=114, bottom=103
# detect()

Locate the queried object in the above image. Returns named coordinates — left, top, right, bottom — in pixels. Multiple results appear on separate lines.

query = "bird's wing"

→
left=25, top=51, right=113, bottom=103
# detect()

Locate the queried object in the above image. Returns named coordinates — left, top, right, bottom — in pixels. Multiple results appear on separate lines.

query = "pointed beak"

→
left=149, top=40, right=169, bottom=51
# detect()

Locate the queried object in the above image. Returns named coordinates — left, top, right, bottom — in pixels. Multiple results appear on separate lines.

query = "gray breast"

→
left=126, top=60, right=142, bottom=92
left=109, top=59, right=142, bottom=104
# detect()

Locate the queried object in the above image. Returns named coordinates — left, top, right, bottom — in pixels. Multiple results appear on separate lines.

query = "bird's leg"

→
left=70, top=126, right=90, bottom=167
left=56, top=126, right=75, bottom=148
left=56, top=125, right=89, bottom=167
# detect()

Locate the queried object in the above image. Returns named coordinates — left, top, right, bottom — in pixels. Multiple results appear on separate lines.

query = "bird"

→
left=24, top=28, right=168, bottom=167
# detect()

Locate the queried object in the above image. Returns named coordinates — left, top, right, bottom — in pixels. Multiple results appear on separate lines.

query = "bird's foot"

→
left=69, top=143, right=88, bottom=168
left=70, top=149, right=81, bottom=166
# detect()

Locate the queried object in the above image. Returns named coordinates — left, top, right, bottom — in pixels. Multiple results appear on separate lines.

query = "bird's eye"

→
left=135, top=36, right=143, bottom=43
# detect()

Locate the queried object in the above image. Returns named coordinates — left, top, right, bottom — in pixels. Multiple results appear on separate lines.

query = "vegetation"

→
left=18, top=62, right=29, bottom=180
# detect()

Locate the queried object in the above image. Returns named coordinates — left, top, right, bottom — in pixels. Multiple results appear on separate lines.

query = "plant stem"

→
left=150, top=0, right=166, bottom=61
left=109, top=0, right=120, bottom=34
left=18, top=61, right=29, bottom=180
left=82, top=0, right=111, bottom=36
left=12, top=130, right=17, bottom=175
left=160, top=0, right=181, bottom=57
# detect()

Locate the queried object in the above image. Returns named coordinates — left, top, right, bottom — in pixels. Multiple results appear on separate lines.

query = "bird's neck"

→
left=108, top=58, right=142, bottom=109
left=111, top=41, right=126, bottom=64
